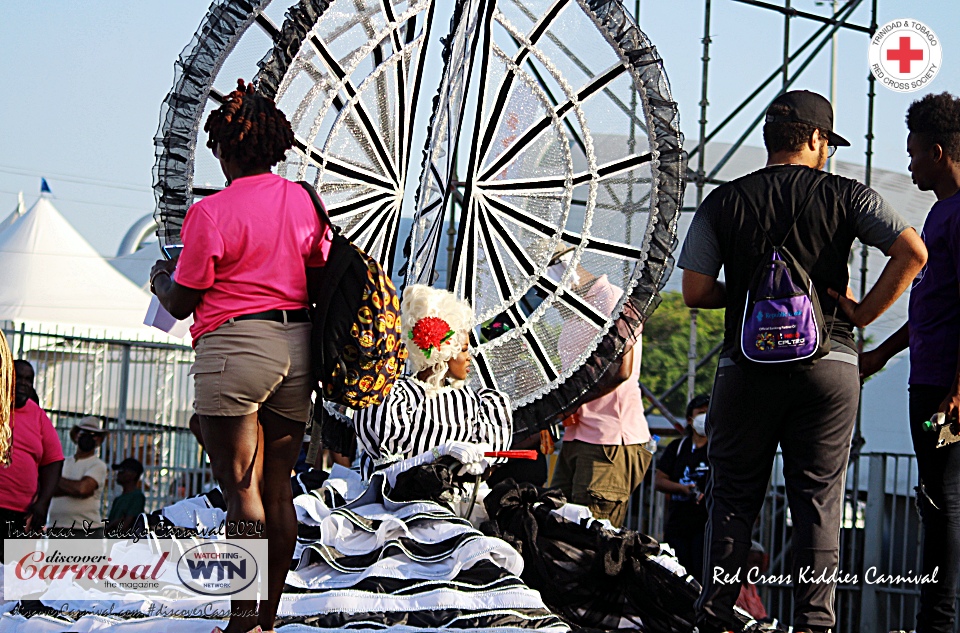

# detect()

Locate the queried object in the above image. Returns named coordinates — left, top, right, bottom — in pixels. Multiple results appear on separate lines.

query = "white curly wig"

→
left=401, top=285, right=475, bottom=389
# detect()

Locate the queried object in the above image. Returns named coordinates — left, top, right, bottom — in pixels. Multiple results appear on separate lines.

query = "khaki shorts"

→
left=190, top=320, right=312, bottom=423
left=551, top=440, right=653, bottom=528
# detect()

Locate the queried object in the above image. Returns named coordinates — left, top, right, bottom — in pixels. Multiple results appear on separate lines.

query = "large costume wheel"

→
left=153, top=0, right=435, bottom=274
left=406, top=0, right=684, bottom=436
left=153, top=0, right=684, bottom=438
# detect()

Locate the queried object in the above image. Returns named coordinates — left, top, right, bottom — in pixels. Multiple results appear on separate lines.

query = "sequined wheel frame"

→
left=154, top=0, right=684, bottom=438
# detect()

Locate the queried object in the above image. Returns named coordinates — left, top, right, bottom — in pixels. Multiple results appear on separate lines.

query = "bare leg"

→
left=256, top=408, right=305, bottom=632
left=200, top=413, right=263, bottom=633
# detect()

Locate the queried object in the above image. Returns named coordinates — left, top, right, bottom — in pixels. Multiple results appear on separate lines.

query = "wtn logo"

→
left=185, top=559, right=247, bottom=581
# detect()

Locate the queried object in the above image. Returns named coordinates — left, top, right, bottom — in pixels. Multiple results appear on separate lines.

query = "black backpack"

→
left=298, top=182, right=407, bottom=409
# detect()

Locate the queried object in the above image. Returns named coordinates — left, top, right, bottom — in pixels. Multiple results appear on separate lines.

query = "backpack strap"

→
left=737, top=171, right=840, bottom=354
left=298, top=181, right=339, bottom=235
left=735, top=171, right=829, bottom=252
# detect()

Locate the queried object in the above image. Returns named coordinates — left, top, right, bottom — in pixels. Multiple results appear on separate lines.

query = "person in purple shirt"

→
left=859, top=92, right=960, bottom=633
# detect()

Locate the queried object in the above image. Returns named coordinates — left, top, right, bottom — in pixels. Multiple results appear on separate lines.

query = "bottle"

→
left=923, top=412, right=946, bottom=432
left=645, top=435, right=660, bottom=454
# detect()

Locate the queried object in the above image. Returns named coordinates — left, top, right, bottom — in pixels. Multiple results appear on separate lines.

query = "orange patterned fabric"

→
left=325, top=256, right=408, bottom=409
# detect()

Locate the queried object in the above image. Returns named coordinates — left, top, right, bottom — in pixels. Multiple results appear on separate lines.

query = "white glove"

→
left=441, top=441, right=492, bottom=476
left=381, top=449, right=438, bottom=488
left=381, top=441, right=493, bottom=487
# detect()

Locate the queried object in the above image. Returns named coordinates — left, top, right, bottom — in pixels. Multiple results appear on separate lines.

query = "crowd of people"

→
left=0, top=352, right=148, bottom=548
left=2, top=82, right=960, bottom=633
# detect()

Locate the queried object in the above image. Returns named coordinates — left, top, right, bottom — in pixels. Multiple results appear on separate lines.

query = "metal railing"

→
left=4, top=323, right=206, bottom=516
left=5, top=323, right=944, bottom=630
left=622, top=448, right=935, bottom=633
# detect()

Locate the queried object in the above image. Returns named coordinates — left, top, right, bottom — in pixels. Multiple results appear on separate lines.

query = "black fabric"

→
left=909, top=384, right=960, bottom=633
left=697, top=358, right=859, bottom=631
left=698, top=166, right=874, bottom=356
left=291, top=468, right=329, bottom=497
left=283, top=560, right=521, bottom=595
left=482, top=479, right=701, bottom=633
left=388, top=456, right=461, bottom=502
left=487, top=451, right=549, bottom=487
left=299, top=181, right=405, bottom=410
left=0, top=507, right=27, bottom=548
left=656, top=436, right=710, bottom=538
left=204, top=487, right=226, bottom=510
left=254, top=0, right=333, bottom=99
left=301, top=531, right=487, bottom=571
left=152, top=0, right=269, bottom=246
left=317, top=404, right=358, bottom=461
left=278, top=606, right=566, bottom=630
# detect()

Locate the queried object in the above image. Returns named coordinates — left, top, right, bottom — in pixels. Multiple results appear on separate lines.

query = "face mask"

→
left=692, top=413, right=707, bottom=436
left=77, top=433, right=97, bottom=452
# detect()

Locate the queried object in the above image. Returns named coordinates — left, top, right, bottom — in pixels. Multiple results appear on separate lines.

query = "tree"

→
left=640, top=291, right=725, bottom=418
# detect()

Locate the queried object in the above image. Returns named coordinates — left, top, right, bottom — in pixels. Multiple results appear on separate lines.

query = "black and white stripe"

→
left=353, top=377, right=513, bottom=476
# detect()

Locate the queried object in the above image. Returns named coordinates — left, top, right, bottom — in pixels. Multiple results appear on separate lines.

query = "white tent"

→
left=0, top=193, right=178, bottom=341
left=0, top=192, right=25, bottom=234
left=109, top=243, right=163, bottom=291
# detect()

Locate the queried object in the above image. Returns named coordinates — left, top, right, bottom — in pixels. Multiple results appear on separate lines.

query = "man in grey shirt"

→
left=679, top=90, right=926, bottom=633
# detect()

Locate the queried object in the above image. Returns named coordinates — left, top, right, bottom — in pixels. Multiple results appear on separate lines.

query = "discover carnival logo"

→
left=869, top=19, right=941, bottom=93
left=3, top=538, right=267, bottom=601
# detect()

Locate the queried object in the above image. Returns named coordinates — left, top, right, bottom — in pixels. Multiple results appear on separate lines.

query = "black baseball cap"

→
left=765, top=90, right=851, bottom=147
left=113, top=458, right=144, bottom=477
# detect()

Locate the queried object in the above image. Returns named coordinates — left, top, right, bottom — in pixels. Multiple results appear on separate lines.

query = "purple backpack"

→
left=738, top=175, right=832, bottom=365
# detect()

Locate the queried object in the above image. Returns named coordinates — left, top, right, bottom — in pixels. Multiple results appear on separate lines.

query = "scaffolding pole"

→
left=673, top=0, right=874, bottom=416
left=852, top=0, right=879, bottom=461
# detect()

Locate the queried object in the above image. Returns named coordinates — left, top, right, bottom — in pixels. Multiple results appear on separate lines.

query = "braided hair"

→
left=204, top=79, right=295, bottom=170
left=0, top=331, right=13, bottom=467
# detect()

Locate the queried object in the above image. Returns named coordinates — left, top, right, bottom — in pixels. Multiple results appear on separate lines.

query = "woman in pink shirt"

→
left=152, top=80, right=331, bottom=633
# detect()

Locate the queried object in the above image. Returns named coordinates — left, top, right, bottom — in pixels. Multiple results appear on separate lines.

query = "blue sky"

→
left=1, top=0, right=958, bottom=255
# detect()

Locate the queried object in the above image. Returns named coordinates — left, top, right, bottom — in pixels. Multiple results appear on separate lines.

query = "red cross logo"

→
left=886, top=36, right=924, bottom=74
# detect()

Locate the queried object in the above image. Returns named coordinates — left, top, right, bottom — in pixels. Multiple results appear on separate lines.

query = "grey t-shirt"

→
left=677, top=165, right=909, bottom=352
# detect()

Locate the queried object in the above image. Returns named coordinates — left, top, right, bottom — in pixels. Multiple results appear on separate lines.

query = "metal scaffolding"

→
left=434, top=1, right=881, bottom=438
left=639, top=0, right=879, bottom=441
left=636, top=5, right=900, bottom=628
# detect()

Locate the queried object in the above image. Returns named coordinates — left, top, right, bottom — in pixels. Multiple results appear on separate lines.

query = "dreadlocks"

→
left=0, top=331, right=13, bottom=467
left=204, top=79, right=295, bottom=169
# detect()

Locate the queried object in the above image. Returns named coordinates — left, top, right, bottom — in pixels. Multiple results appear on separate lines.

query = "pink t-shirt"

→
left=175, top=173, right=332, bottom=342
left=560, top=275, right=650, bottom=446
left=0, top=400, right=64, bottom=513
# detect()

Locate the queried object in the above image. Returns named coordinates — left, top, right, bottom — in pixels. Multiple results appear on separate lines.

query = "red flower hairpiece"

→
left=409, top=316, right=455, bottom=359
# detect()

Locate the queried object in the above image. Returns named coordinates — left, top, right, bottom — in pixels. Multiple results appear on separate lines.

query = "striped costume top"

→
left=353, top=376, right=513, bottom=477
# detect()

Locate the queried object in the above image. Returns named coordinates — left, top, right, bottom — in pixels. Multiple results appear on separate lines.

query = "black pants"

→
left=910, top=384, right=960, bottom=633
left=487, top=452, right=548, bottom=488
left=0, top=507, right=27, bottom=550
left=695, top=358, right=859, bottom=631
left=664, top=528, right=706, bottom=584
